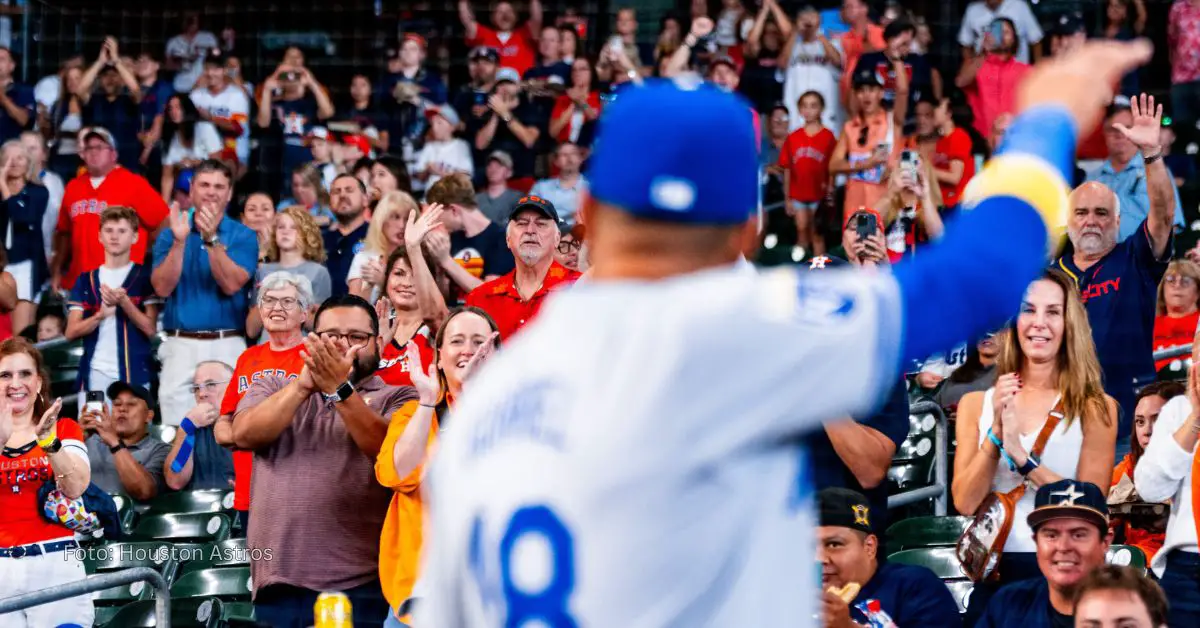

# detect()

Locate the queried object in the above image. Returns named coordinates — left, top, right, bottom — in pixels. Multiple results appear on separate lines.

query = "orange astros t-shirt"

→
left=221, top=343, right=306, bottom=511
left=0, top=419, right=88, bottom=546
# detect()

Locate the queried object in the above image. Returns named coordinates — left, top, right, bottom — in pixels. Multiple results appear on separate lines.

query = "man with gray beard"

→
left=465, top=194, right=580, bottom=339
left=1052, top=93, right=1175, bottom=456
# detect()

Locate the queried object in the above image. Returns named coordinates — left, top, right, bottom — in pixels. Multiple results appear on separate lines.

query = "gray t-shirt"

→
left=86, top=432, right=171, bottom=499
left=476, top=188, right=522, bottom=224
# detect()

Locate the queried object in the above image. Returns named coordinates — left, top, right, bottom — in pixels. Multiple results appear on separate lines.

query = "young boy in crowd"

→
left=778, top=91, right=837, bottom=256
left=65, top=206, right=160, bottom=395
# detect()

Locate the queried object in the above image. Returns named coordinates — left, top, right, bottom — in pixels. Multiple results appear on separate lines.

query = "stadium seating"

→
left=888, top=546, right=969, bottom=580
left=92, top=577, right=154, bottom=626
left=170, top=566, right=254, bottom=602
left=178, top=539, right=251, bottom=576
left=1105, top=544, right=1149, bottom=576
left=885, top=516, right=971, bottom=552
left=99, top=597, right=225, bottom=628
left=129, top=512, right=232, bottom=545
left=145, top=489, right=237, bottom=516
left=944, top=579, right=975, bottom=614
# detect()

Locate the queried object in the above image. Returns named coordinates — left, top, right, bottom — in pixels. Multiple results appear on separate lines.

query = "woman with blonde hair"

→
left=1152, top=259, right=1200, bottom=370
left=348, top=190, right=418, bottom=302
left=245, top=205, right=331, bottom=340
left=953, top=269, right=1118, bottom=623
left=279, top=162, right=334, bottom=226
left=0, top=140, right=48, bottom=334
left=871, top=155, right=944, bottom=263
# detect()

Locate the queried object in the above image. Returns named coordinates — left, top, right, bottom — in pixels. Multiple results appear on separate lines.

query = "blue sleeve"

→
left=151, top=228, right=173, bottom=269
left=862, top=379, right=911, bottom=448
left=892, top=105, right=1075, bottom=368
left=227, top=225, right=260, bottom=277
left=68, top=273, right=89, bottom=307
left=1131, top=219, right=1173, bottom=269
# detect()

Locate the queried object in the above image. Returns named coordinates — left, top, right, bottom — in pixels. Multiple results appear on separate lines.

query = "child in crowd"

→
left=413, top=105, right=473, bottom=193
left=778, top=91, right=836, bottom=256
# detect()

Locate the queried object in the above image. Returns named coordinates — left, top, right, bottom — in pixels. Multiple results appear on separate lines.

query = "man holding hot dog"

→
left=818, top=488, right=960, bottom=627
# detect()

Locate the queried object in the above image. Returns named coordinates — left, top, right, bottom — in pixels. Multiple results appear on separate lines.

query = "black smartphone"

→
left=855, top=212, right=877, bottom=239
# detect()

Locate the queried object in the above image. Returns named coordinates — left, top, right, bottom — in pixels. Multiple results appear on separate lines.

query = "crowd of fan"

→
left=2, top=0, right=1200, bottom=626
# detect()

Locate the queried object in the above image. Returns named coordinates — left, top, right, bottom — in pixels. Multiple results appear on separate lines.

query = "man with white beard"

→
left=1052, top=93, right=1175, bottom=458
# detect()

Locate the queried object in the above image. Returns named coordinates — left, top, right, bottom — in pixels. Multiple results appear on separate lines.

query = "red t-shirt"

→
left=465, top=261, right=581, bottom=340
left=0, top=418, right=87, bottom=546
left=778, top=126, right=837, bottom=203
left=377, top=330, right=436, bottom=388
left=933, top=127, right=976, bottom=207
left=467, top=24, right=537, bottom=76
left=56, top=167, right=170, bottom=289
left=220, top=343, right=306, bottom=511
left=1153, top=311, right=1200, bottom=371
left=550, top=92, right=603, bottom=143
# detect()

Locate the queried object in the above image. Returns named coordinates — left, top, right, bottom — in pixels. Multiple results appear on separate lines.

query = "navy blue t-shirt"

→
left=524, top=61, right=571, bottom=85
left=322, top=222, right=369, bottom=298
left=449, top=222, right=515, bottom=280
left=978, top=577, right=1073, bottom=628
left=851, top=562, right=962, bottom=627
left=138, top=79, right=175, bottom=133
left=1054, top=219, right=1170, bottom=438
left=0, top=82, right=34, bottom=144
left=84, top=94, right=142, bottom=169
left=804, top=377, right=911, bottom=535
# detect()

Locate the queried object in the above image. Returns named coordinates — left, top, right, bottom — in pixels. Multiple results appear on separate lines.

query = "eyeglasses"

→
left=316, top=330, right=375, bottom=345
left=261, top=296, right=300, bottom=311
left=188, top=380, right=228, bottom=394
left=1165, top=274, right=1197, bottom=287
left=557, top=240, right=581, bottom=254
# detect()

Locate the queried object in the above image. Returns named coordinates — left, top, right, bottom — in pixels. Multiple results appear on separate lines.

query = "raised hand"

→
left=423, top=229, right=453, bottom=262
left=690, top=16, right=714, bottom=39
left=1112, top=93, right=1163, bottom=153
left=169, top=202, right=190, bottom=242
left=992, top=373, right=1021, bottom=440
left=405, top=341, right=441, bottom=405
left=460, top=331, right=500, bottom=383
left=1016, top=41, right=1153, bottom=144
left=195, top=204, right=220, bottom=240
left=375, top=298, right=398, bottom=347
left=406, top=204, right=445, bottom=249
left=80, top=403, right=118, bottom=447
left=360, top=257, right=385, bottom=286
left=488, top=94, right=511, bottom=118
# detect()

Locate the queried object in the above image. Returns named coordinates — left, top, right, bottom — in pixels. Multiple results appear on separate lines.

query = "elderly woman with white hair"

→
left=214, top=270, right=314, bottom=529
left=0, top=139, right=50, bottom=334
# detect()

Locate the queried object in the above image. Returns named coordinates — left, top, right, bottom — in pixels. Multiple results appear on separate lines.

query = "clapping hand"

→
left=488, top=94, right=511, bottom=118
left=375, top=298, right=398, bottom=348
left=460, top=332, right=499, bottom=383
left=168, top=202, right=191, bottom=242
left=301, top=333, right=362, bottom=395
left=360, top=257, right=385, bottom=286
left=405, top=341, right=441, bottom=406
left=1112, top=93, right=1163, bottom=154
left=423, top=229, right=453, bottom=263
left=34, top=398, right=63, bottom=442
left=194, top=203, right=221, bottom=240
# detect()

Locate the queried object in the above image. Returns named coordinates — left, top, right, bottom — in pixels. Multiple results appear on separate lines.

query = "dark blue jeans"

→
left=254, top=579, right=390, bottom=628
left=1159, top=551, right=1200, bottom=628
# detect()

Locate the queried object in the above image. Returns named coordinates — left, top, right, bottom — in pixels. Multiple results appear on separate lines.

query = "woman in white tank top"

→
left=953, top=270, right=1118, bottom=627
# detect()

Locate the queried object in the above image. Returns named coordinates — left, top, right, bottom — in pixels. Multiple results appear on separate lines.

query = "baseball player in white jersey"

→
left=415, top=42, right=1153, bottom=627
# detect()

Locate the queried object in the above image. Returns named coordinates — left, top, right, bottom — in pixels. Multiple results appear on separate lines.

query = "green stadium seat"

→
left=944, top=579, right=974, bottom=614
left=1106, top=544, right=1149, bottom=575
left=41, top=338, right=84, bottom=370
left=171, top=566, right=254, bottom=602
left=1157, top=359, right=1190, bottom=383
left=111, top=493, right=138, bottom=534
left=888, top=547, right=969, bottom=580
left=81, top=541, right=180, bottom=583
left=179, top=538, right=253, bottom=575
left=145, top=489, right=235, bottom=515
left=98, top=597, right=224, bottom=628
left=93, top=576, right=154, bottom=625
left=129, top=512, right=232, bottom=544
left=886, top=516, right=971, bottom=552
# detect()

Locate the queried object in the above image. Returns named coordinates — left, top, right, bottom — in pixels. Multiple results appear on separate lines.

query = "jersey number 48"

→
left=469, top=504, right=579, bottom=627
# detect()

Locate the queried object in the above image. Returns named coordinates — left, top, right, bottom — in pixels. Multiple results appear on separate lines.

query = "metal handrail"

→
left=888, top=399, right=948, bottom=516
left=1153, top=343, right=1193, bottom=362
left=0, top=566, right=171, bottom=626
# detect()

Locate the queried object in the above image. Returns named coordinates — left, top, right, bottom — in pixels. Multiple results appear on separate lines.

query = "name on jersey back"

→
left=469, top=380, right=566, bottom=458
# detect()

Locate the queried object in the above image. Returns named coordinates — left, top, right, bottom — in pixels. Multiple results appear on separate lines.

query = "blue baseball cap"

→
left=1028, top=480, right=1109, bottom=533
left=585, top=78, right=759, bottom=226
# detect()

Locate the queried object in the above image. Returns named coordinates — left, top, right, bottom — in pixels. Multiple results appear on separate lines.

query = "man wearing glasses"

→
left=231, top=293, right=417, bottom=628
left=164, top=360, right=234, bottom=491
left=214, top=271, right=313, bottom=532
left=51, top=126, right=169, bottom=292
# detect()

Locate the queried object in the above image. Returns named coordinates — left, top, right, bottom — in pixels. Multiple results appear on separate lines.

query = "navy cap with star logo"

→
left=1027, top=479, right=1109, bottom=533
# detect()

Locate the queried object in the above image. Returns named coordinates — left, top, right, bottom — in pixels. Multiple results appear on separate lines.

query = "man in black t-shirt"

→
left=853, top=19, right=933, bottom=119
left=425, top=173, right=515, bottom=304
left=473, top=68, right=542, bottom=190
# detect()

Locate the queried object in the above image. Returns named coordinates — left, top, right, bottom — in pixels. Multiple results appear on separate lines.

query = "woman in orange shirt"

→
left=376, top=306, right=501, bottom=626
left=830, top=64, right=906, bottom=223
left=1152, top=260, right=1200, bottom=371
left=1110, top=381, right=1182, bottom=562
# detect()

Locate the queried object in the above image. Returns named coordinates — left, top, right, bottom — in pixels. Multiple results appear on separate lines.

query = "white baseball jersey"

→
left=416, top=263, right=903, bottom=626
left=189, top=85, right=250, bottom=165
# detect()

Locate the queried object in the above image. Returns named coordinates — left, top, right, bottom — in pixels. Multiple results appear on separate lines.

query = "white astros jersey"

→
left=416, top=263, right=903, bottom=627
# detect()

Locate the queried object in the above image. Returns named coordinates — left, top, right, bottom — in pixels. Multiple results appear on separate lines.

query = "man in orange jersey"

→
left=465, top=194, right=579, bottom=339
left=213, top=270, right=312, bottom=531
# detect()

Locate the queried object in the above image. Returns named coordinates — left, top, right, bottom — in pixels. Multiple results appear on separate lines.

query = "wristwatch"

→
left=202, top=234, right=221, bottom=247
left=109, top=440, right=126, bottom=454
left=42, top=438, right=63, bottom=454
left=1017, top=455, right=1040, bottom=477
left=323, top=381, right=355, bottom=403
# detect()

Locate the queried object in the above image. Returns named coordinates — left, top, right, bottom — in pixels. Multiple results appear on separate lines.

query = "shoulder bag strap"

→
left=1002, top=399, right=1066, bottom=501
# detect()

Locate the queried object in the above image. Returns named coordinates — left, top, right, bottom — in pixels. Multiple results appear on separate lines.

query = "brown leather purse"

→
left=956, top=400, right=1065, bottom=582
